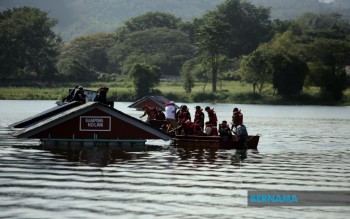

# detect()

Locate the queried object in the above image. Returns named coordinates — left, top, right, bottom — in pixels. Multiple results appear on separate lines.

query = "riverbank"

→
left=0, top=81, right=349, bottom=105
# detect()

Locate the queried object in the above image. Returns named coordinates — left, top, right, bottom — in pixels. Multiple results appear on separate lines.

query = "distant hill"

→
left=1, top=0, right=349, bottom=41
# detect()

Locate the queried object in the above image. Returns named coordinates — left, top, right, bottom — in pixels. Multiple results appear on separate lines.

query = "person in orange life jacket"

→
left=194, top=106, right=205, bottom=131
left=156, top=109, right=166, bottom=120
left=177, top=105, right=191, bottom=123
left=140, top=105, right=157, bottom=121
left=204, top=106, right=218, bottom=126
left=205, top=121, right=218, bottom=136
left=231, top=107, right=243, bottom=131
left=174, top=119, right=202, bottom=136
left=219, top=120, right=232, bottom=137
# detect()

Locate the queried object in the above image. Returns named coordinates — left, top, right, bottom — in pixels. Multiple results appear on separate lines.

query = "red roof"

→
left=128, top=96, right=178, bottom=111
left=13, top=102, right=171, bottom=140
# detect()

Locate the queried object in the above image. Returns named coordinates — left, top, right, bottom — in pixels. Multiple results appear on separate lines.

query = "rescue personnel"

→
left=219, top=120, right=232, bottom=137
left=205, top=121, right=218, bottom=136
left=173, top=119, right=202, bottom=136
left=232, top=107, right=243, bottom=131
left=194, top=106, right=205, bottom=131
left=236, top=124, right=248, bottom=150
left=140, top=105, right=157, bottom=121
left=177, top=105, right=191, bottom=123
left=156, top=109, right=166, bottom=120
left=204, top=106, right=217, bottom=126
left=94, top=87, right=114, bottom=108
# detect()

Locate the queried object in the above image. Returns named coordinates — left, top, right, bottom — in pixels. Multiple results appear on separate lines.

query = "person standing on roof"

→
left=94, top=87, right=114, bottom=108
left=165, top=101, right=177, bottom=132
left=71, top=86, right=86, bottom=104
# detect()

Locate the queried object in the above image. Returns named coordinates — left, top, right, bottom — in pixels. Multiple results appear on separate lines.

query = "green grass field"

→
left=0, top=81, right=349, bottom=105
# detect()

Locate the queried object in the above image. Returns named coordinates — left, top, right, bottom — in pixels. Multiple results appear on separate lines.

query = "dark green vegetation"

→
left=1, top=0, right=350, bottom=104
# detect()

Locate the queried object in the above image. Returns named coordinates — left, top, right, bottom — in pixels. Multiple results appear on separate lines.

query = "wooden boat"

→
left=147, top=119, right=260, bottom=149
left=172, top=135, right=260, bottom=150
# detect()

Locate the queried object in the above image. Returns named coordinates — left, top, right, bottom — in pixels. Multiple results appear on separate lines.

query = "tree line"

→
left=1, top=0, right=350, bottom=101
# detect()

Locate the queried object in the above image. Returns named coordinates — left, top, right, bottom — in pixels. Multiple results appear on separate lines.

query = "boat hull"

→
left=173, top=135, right=259, bottom=150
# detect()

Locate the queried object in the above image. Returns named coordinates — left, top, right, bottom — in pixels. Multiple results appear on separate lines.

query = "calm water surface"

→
left=0, top=100, right=350, bottom=219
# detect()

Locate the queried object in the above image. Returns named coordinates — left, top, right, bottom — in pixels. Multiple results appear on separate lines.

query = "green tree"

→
left=56, top=56, right=97, bottom=81
left=0, top=7, right=61, bottom=80
left=181, top=61, right=195, bottom=93
left=214, top=0, right=272, bottom=58
left=109, top=28, right=194, bottom=76
left=129, top=63, right=161, bottom=98
left=270, top=53, right=309, bottom=97
left=195, top=13, right=230, bottom=92
left=116, top=12, right=182, bottom=42
left=239, top=46, right=272, bottom=94
left=306, top=38, right=350, bottom=100
left=59, top=32, right=116, bottom=74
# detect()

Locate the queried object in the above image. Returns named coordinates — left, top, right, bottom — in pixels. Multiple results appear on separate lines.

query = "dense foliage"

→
left=1, top=0, right=350, bottom=102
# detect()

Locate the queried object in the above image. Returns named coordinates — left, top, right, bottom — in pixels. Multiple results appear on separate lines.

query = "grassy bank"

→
left=0, top=81, right=349, bottom=105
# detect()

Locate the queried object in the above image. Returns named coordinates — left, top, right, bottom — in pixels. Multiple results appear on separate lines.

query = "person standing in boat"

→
left=231, top=107, right=243, bottom=132
left=194, top=106, right=205, bottom=131
left=165, top=101, right=177, bottom=132
left=204, top=106, right=217, bottom=126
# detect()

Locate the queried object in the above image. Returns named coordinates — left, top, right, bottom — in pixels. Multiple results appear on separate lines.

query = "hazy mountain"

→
left=1, top=0, right=349, bottom=41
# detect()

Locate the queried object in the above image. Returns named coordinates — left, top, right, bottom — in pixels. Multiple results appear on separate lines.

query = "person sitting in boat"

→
left=219, top=120, right=232, bottom=136
left=140, top=105, right=157, bottom=121
left=70, top=86, right=86, bottom=104
left=205, top=121, right=218, bottom=136
left=194, top=106, right=205, bottom=131
left=219, top=120, right=232, bottom=142
left=231, top=107, right=243, bottom=131
left=204, top=106, right=218, bottom=126
left=173, top=119, right=202, bottom=136
left=94, top=86, right=114, bottom=108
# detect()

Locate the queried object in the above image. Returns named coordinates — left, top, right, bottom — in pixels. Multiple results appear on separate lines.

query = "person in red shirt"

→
left=194, top=106, right=205, bottom=131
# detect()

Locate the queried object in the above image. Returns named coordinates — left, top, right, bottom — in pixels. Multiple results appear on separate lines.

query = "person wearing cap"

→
left=232, top=107, right=243, bottom=130
left=194, top=106, right=205, bottom=131
left=165, top=101, right=177, bottom=132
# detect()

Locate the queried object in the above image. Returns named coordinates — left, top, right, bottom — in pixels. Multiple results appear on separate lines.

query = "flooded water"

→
left=0, top=100, right=350, bottom=218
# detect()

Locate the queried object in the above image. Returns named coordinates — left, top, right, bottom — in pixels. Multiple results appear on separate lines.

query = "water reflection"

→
left=41, top=145, right=254, bottom=167
left=45, top=147, right=150, bottom=167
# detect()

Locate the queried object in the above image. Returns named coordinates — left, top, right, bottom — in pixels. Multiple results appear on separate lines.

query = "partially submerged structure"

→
left=11, top=102, right=171, bottom=149
left=128, top=96, right=179, bottom=111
